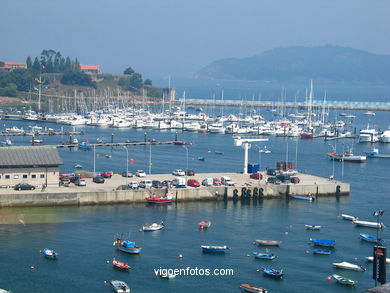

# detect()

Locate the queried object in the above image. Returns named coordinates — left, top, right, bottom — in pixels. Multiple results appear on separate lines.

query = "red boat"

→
left=199, top=221, right=212, bottom=229
left=300, top=132, right=315, bottom=139
left=146, top=191, right=173, bottom=204
left=112, top=259, right=131, bottom=270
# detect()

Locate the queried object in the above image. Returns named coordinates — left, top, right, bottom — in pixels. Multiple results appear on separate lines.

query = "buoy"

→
left=39, top=250, right=42, bottom=253
left=256, top=269, right=260, bottom=272
left=104, top=281, right=107, bottom=284
left=30, top=265, right=35, bottom=270
left=327, top=275, right=332, bottom=281
left=200, top=225, right=204, bottom=231
left=106, top=260, right=110, bottom=264
left=246, top=254, right=250, bottom=257
left=178, top=254, right=183, bottom=259
left=285, top=231, right=288, bottom=235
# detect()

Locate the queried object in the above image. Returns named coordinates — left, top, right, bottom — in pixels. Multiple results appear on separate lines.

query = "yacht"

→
left=380, top=127, right=390, bottom=143
left=208, top=122, right=226, bottom=133
left=359, top=125, right=379, bottom=143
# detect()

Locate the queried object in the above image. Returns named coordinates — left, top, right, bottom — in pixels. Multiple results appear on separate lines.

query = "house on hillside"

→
left=80, top=64, right=100, bottom=74
left=0, top=146, right=63, bottom=188
left=0, top=62, right=27, bottom=72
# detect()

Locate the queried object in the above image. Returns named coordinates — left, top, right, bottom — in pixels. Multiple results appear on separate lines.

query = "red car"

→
left=250, top=172, right=263, bottom=180
left=187, top=179, right=201, bottom=187
left=59, top=173, right=70, bottom=181
left=213, top=178, right=221, bottom=186
left=101, top=172, right=113, bottom=178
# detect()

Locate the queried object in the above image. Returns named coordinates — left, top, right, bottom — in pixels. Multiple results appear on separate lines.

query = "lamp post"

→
left=183, top=145, right=189, bottom=181
left=123, top=146, right=129, bottom=186
left=148, top=143, right=152, bottom=175
left=255, top=145, right=262, bottom=186
left=93, top=144, right=96, bottom=176
left=374, top=210, right=385, bottom=242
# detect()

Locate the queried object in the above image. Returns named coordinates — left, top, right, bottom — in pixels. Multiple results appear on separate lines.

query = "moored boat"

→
left=289, top=193, right=315, bottom=201
left=310, top=238, right=336, bottom=247
left=332, top=261, right=365, bottom=271
left=332, top=274, right=357, bottom=286
left=201, top=245, right=229, bottom=253
left=353, top=220, right=385, bottom=229
left=110, top=280, right=130, bottom=293
left=341, top=214, right=358, bottom=221
left=0, top=289, right=11, bottom=293
left=327, top=149, right=366, bottom=163
left=142, top=221, right=164, bottom=232
left=305, top=224, right=321, bottom=230
left=146, top=194, right=172, bottom=204
left=42, top=248, right=58, bottom=259
left=365, top=256, right=390, bottom=264
left=199, top=220, right=211, bottom=229
left=112, top=259, right=131, bottom=270
left=240, top=283, right=268, bottom=293
left=360, top=233, right=382, bottom=243
left=252, top=252, right=276, bottom=260
left=255, top=240, right=281, bottom=246
left=113, top=236, right=142, bottom=254
left=313, top=249, right=331, bottom=255
left=260, top=267, right=284, bottom=278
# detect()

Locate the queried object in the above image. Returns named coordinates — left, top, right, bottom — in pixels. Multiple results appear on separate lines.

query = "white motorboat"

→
left=142, top=221, right=164, bottom=232
left=305, top=224, right=321, bottom=230
left=359, top=125, right=379, bottom=143
left=365, top=256, right=390, bottom=264
left=353, top=220, right=385, bottom=229
left=110, top=280, right=130, bottom=293
left=341, top=214, right=358, bottom=221
left=333, top=261, right=365, bottom=271
left=380, top=127, right=390, bottom=143
left=0, top=289, right=11, bottom=293
left=208, top=122, right=226, bottom=133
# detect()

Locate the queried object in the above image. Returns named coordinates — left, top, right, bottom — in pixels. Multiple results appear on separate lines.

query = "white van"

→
left=172, top=177, right=186, bottom=187
left=128, top=181, right=139, bottom=189
left=139, top=180, right=152, bottom=188
left=202, top=178, right=213, bottom=186
left=221, top=176, right=235, bottom=186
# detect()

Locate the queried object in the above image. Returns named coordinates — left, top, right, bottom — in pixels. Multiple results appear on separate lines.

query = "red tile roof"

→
left=5, top=62, right=26, bottom=66
left=80, top=64, right=99, bottom=71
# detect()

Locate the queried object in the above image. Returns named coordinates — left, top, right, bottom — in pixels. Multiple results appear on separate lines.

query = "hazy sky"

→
left=1, top=0, right=389, bottom=80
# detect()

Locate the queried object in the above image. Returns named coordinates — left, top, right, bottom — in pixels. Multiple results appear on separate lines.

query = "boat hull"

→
left=289, top=193, right=314, bottom=201
left=310, top=238, right=336, bottom=247
left=116, top=246, right=142, bottom=254
left=255, top=240, right=281, bottom=246
left=201, top=245, right=228, bottom=253
left=240, top=284, right=268, bottom=293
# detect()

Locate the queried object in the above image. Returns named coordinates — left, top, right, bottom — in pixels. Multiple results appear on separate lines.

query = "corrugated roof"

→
left=0, top=146, right=63, bottom=167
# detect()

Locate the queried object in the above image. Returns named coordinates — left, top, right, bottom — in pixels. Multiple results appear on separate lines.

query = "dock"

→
left=0, top=171, right=349, bottom=208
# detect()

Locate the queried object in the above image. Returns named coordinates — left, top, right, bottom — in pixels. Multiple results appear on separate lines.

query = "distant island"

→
left=194, top=45, right=390, bottom=83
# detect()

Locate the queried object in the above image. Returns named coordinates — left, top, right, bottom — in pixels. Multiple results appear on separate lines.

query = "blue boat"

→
left=313, top=249, right=331, bottom=255
left=113, top=236, right=142, bottom=254
left=310, top=238, right=336, bottom=247
left=260, top=267, right=284, bottom=278
left=253, top=252, right=276, bottom=260
left=42, top=248, right=58, bottom=259
left=360, top=233, right=381, bottom=243
left=201, top=245, right=228, bottom=253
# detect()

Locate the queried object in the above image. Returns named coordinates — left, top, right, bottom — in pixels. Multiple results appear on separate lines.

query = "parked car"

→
left=139, top=180, right=153, bottom=188
left=186, top=170, right=195, bottom=176
left=250, top=172, right=263, bottom=180
left=172, top=169, right=185, bottom=176
left=152, top=180, right=163, bottom=188
left=276, top=174, right=291, bottom=182
left=14, top=183, right=35, bottom=191
left=290, top=177, right=300, bottom=184
left=221, top=176, right=235, bottom=186
left=283, top=169, right=298, bottom=176
left=213, top=178, right=222, bottom=186
left=70, top=174, right=83, bottom=183
left=75, top=179, right=86, bottom=186
left=172, top=177, right=186, bottom=187
left=162, top=180, right=173, bottom=187
left=266, top=169, right=277, bottom=176
left=121, top=171, right=133, bottom=178
left=202, top=178, right=213, bottom=186
left=187, top=179, right=201, bottom=187
left=128, top=181, right=139, bottom=189
left=93, top=176, right=105, bottom=183
left=60, top=176, right=71, bottom=184
left=266, top=177, right=281, bottom=184
left=101, top=172, right=113, bottom=178
left=135, top=170, right=147, bottom=177
left=59, top=173, right=70, bottom=180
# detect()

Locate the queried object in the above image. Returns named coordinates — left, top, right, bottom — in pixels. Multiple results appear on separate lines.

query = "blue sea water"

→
left=0, top=108, right=389, bottom=292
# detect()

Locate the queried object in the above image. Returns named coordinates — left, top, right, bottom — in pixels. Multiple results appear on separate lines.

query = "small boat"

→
left=240, top=283, right=269, bottom=293
left=105, top=154, right=112, bottom=158
left=142, top=221, right=164, bottom=232
left=353, top=220, right=385, bottom=229
left=332, top=274, right=357, bottom=286
left=310, top=238, right=336, bottom=247
left=305, top=225, right=321, bottom=230
left=313, top=249, right=331, bottom=255
left=201, top=245, right=229, bottom=253
left=113, top=236, right=142, bottom=254
left=260, top=267, right=284, bottom=278
left=289, top=193, right=315, bottom=201
left=360, top=233, right=382, bottom=243
left=78, top=141, right=92, bottom=149
left=327, top=149, right=366, bottom=163
left=146, top=193, right=173, bottom=204
left=199, top=221, right=212, bottom=229
left=42, top=248, right=58, bottom=259
left=1, top=139, right=12, bottom=146
left=341, top=214, right=358, bottom=221
left=365, top=256, right=390, bottom=264
left=173, top=141, right=187, bottom=145
left=112, top=259, right=131, bottom=270
left=333, top=261, right=365, bottom=271
left=0, top=289, right=11, bottom=293
left=252, top=252, right=276, bottom=260
left=198, top=156, right=205, bottom=161
left=255, top=240, right=281, bottom=246
left=365, top=148, right=390, bottom=158
left=214, top=151, right=224, bottom=155
left=74, top=164, right=83, bottom=169
left=109, top=280, right=130, bottom=293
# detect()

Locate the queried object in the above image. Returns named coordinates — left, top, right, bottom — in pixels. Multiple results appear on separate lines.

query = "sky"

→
left=1, top=0, right=390, bottom=81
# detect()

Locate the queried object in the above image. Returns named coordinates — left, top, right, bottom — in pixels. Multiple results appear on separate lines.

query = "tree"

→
left=129, top=73, right=143, bottom=89
left=124, top=66, right=135, bottom=75
left=0, top=83, right=17, bottom=97
left=0, top=61, right=4, bottom=67
left=26, top=56, right=32, bottom=69
left=61, top=70, right=95, bottom=87
left=32, top=57, right=40, bottom=71
left=144, top=79, right=152, bottom=86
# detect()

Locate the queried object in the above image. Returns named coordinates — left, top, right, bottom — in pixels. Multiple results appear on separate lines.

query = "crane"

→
left=233, top=136, right=269, bottom=174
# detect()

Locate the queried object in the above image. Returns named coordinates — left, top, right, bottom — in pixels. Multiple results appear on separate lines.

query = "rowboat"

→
left=310, top=238, right=336, bottom=247
left=199, top=220, right=212, bottom=229
left=113, top=236, right=142, bottom=254
left=255, top=240, right=281, bottom=246
left=142, top=221, right=164, bottom=232
left=332, top=274, right=357, bottom=286
left=201, top=245, right=229, bottom=253
left=360, top=233, right=382, bottom=243
left=252, top=252, right=276, bottom=260
left=313, top=249, right=331, bottom=255
left=240, top=284, right=268, bottom=293
left=341, top=214, right=358, bottom=221
left=260, top=267, right=284, bottom=278
left=288, top=192, right=315, bottom=201
left=353, top=220, right=385, bottom=229
left=110, top=280, right=130, bottom=293
left=42, top=248, right=58, bottom=259
left=305, top=224, right=321, bottom=230
left=112, top=259, right=131, bottom=270
left=333, top=261, right=365, bottom=271
left=365, top=256, right=390, bottom=264
left=146, top=195, right=172, bottom=204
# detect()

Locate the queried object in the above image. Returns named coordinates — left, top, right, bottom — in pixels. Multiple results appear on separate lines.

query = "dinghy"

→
left=112, top=259, right=131, bottom=271
left=353, top=220, right=385, bottom=229
left=42, top=248, right=58, bottom=259
left=341, top=214, right=358, bottom=221
left=305, top=225, right=321, bottom=230
left=260, top=267, right=284, bottom=278
left=199, top=221, right=212, bottom=229
left=360, top=233, right=382, bottom=243
left=252, top=252, right=276, bottom=260
left=240, top=284, right=269, bottom=293
left=201, top=245, right=229, bottom=253
left=310, top=238, right=336, bottom=247
left=313, top=249, right=331, bottom=255
left=255, top=240, right=281, bottom=246
left=333, top=261, right=365, bottom=271
left=332, top=274, right=356, bottom=286
left=110, top=280, right=130, bottom=293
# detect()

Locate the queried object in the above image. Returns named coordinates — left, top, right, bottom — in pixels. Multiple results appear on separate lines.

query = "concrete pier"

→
left=0, top=172, right=349, bottom=208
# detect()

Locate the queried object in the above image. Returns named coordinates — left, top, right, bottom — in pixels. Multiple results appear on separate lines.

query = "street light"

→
left=148, top=143, right=152, bottom=175
left=123, top=146, right=129, bottom=186
left=373, top=210, right=385, bottom=241
left=183, top=145, right=189, bottom=181
left=255, top=145, right=262, bottom=186
left=93, top=144, right=96, bottom=176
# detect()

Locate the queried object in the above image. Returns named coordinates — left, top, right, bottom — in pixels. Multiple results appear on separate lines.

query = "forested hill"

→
left=194, top=45, right=390, bottom=83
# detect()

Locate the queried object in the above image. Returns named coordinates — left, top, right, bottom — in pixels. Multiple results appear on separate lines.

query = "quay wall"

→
left=0, top=181, right=349, bottom=208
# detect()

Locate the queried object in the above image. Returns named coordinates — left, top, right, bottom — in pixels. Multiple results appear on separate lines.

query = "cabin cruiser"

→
left=380, top=127, right=390, bottom=143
